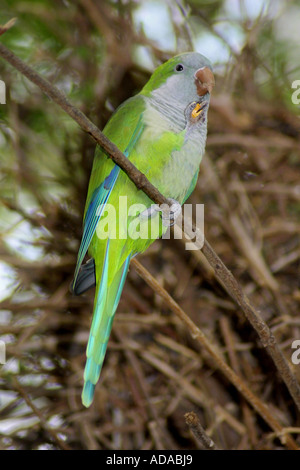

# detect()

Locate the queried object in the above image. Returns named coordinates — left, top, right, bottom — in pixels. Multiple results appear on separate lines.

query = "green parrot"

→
left=72, top=52, right=214, bottom=407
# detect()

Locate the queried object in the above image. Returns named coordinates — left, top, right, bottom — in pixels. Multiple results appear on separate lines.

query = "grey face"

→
left=165, top=52, right=213, bottom=106
left=151, top=52, right=214, bottom=113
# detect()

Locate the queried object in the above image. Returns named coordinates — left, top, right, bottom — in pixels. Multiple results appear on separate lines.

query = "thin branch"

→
left=0, top=18, right=17, bottom=37
left=184, top=411, right=218, bottom=450
left=13, top=377, right=71, bottom=450
left=1, top=42, right=300, bottom=417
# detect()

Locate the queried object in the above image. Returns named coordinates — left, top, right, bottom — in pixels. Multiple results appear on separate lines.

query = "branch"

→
left=12, top=377, right=71, bottom=450
left=184, top=411, right=218, bottom=450
left=1, top=41, right=300, bottom=416
left=0, top=18, right=17, bottom=37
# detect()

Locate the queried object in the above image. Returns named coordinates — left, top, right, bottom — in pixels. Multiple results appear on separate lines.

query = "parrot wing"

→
left=72, top=95, right=146, bottom=293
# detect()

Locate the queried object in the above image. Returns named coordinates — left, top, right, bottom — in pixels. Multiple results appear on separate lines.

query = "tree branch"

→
left=0, top=18, right=17, bottom=37
left=184, top=411, right=218, bottom=450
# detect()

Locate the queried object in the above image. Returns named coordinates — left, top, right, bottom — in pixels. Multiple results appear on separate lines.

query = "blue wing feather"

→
left=72, top=115, right=144, bottom=291
left=72, top=166, right=119, bottom=289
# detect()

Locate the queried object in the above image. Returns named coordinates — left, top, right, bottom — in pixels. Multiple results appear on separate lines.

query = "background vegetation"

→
left=0, top=0, right=300, bottom=450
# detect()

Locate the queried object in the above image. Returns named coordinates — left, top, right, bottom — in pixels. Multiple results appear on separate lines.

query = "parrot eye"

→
left=175, top=64, right=184, bottom=72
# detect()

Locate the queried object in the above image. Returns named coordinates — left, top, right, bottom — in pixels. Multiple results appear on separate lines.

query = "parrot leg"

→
left=138, top=199, right=181, bottom=227
left=160, top=198, right=182, bottom=227
left=138, top=204, right=160, bottom=220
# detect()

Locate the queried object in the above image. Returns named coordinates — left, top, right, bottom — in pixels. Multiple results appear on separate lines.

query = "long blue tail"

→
left=82, top=245, right=131, bottom=407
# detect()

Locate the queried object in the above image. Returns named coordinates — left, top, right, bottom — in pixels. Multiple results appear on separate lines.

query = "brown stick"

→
left=1, top=41, right=300, bottom=416
left=0, top=18, right=17, bottom=37
left=184, top=412, right=218, bottom=450
left=13, top=377, right=71, bottom=450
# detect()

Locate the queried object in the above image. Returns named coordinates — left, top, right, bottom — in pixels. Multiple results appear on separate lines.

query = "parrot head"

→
left=141, top=52, right=214, bottom=114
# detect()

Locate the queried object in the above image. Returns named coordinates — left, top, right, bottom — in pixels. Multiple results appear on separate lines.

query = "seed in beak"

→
left=191, top=102, right=203, bottom=118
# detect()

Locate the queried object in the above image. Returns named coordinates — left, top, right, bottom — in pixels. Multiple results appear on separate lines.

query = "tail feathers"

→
left=81, top=251, right=131, bottom=407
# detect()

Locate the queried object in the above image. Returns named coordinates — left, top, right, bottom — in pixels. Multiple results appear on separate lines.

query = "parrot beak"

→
left=194, top=67, right=215, bottom=97
left=191, top=101, right=207, bottom=119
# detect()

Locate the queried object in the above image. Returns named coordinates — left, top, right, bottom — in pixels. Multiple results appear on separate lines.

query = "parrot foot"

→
left=159, top=198, right=182, bottom=227
left=139, top=204, right=160, bottom=220
left=138, top=199, right=182, bottom=227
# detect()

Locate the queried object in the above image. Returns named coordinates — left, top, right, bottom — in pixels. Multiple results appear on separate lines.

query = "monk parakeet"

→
left=72, top=52, right=214, bottom=407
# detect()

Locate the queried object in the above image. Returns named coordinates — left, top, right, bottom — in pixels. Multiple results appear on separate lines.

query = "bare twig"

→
left=140, top=349, right=246, bottom=436
left=114, top=328, right=176, bottom=449
left=0, top=18, right=17, bottom=37
left=13, top=377, right=71, bottom=450
left=184, top=411, right=218, bottom=450
left=219, top=316, right=258, bottom=448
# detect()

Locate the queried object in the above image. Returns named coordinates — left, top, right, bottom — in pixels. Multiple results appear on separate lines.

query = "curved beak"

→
left=194, top=66, right=215, bottom=97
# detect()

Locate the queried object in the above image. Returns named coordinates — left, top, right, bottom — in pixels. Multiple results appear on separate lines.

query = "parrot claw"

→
left=159, top=198, right=182, bottom=227
left=139, top=204, right=160, bottom=220
left=138, top=199, right=182, bottom=227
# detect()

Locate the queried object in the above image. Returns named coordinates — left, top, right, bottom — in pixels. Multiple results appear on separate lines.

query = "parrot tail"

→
left=82, top=241, right=131, bottom=407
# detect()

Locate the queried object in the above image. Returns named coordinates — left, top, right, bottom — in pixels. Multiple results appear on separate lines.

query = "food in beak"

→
left=191, top=101, right=207, bottom=119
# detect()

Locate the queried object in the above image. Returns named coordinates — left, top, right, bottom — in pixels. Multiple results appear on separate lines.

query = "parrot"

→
left=71, top=52, right=214, bottom=407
